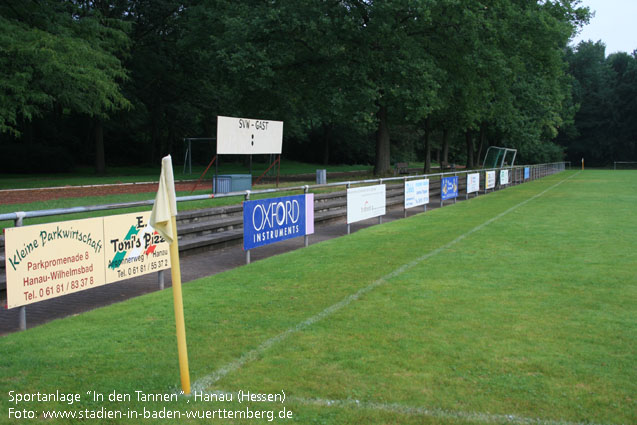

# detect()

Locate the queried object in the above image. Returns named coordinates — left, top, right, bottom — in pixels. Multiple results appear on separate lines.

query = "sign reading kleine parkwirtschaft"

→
left=5, top=217, right=107, bottom=308
left=347, top=184, right=386, bottom=224
left=217, top=115, right=283, bottom=155
left=243, top=194, right=314, bottom=250
left=4, top=212, right=170, bottom=309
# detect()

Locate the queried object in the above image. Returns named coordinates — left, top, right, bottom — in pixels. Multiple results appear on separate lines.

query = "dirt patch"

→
left=0, top=181, right=213, bottom=205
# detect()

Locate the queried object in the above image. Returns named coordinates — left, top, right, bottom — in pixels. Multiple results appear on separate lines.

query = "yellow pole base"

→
left=170, top=216, right=190, bottom=395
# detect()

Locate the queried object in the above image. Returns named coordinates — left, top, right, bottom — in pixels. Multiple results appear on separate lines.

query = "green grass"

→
left=1, top=170, right=635, bottom=424
left=0, top=160, right=374, bottom=190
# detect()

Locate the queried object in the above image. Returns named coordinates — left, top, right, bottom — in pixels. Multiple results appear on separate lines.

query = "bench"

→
left=394, top=162, right=409, bottom=175
left=441, top=162, right=456, bottom=171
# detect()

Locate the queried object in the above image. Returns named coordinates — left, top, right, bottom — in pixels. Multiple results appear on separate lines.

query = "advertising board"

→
left=524, top=167, right=530, bottom=180
left=243, top=194, right=314, bottom=250
left=467, top=173, right=480, bottom=194
left=347, top=184, right=386, bottom=224
left=441, top=177, right=458, bottom=201
left=404, top=179, right=429, bottom=209
left=500, top=169, right=510, bottom=185
left=485, top=171, right=496, bottom=189
left=4, top=212, right=170, bottom=309
left=103, top=212, right=171, bottom=284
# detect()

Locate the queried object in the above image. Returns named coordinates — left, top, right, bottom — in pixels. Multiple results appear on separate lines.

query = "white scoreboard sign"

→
left=217, top=116, right=283, bottom=154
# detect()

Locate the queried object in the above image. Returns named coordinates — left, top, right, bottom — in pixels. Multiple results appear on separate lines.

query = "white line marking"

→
left=195, top=389, right=612, bottom=425
left=192, top=172, right=580, bottom=393
left=288, top=394, right=611, bottom=425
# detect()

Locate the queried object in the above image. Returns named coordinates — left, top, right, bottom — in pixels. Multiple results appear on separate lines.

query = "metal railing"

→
left=0, top=162, right=568, bottom=225
left=613, top=161, right=637, bottom=170
left=1, top=161, right=568, bottom=331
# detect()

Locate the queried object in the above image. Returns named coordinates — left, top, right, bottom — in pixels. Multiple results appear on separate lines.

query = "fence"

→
left=1, top=162, right=568, bottom=330
left=613, top=161, right=637, bottom=170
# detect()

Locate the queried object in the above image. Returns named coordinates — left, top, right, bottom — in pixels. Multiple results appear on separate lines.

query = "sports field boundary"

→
left=286, top=393, right=610, bottom=425
left=184, top=388, right=612, bottom=425
left=191, top=171, right=580, bottom=393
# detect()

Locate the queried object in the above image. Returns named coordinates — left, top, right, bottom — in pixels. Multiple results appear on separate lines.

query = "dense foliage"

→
left=3, top=1, right=622, bottom=175
left=556, top=41, right=637, bottom=166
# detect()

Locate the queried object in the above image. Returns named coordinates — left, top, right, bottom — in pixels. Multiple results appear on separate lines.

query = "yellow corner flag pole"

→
left=150, top=155, right=191, bottom=395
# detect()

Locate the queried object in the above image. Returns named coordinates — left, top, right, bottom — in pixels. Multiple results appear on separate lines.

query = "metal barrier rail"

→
left=0, top=162, right=569, bottom=224
left=1, top=161, right=568, bottom=331
left=614, top=161, right=637, bottom=170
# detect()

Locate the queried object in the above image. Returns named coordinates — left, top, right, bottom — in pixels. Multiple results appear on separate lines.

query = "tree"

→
left=558, top=43, right=637, bottom=165
left=0, top=1, right=130, bottom=173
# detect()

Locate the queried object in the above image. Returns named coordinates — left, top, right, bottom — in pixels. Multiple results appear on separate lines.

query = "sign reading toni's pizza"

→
left=103, top=212, right=170, bottom=283
left=4, top=212, right=170, bottom=309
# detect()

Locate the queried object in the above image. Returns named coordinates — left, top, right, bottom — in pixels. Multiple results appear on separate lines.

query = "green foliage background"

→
left=1, top=1, right=631, bottom=173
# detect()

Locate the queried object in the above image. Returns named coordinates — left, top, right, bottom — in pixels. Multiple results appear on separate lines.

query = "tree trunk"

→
left=374, top=105, right=391, bottom=175
left=166, top=123, right=176, bottom=157
left=465, top=130, right=474, bottom=168
left=442, top=127, right=450, bottom=166
left=322, top=124, right=331, bottom=166
left=23, top=119, right=34, bottom=146
left=94, top=118, right=106, bottom=175
left=476, top=123, right=486, bottom=166
left=423, top=117, right=431, bottom=173
left=151, top=103, right=163, bottom=164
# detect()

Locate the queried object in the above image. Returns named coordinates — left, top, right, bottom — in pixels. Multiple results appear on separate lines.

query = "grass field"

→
left=0, top=160, right=378, bottom=190
left=1, top=170, right=635, bottom=424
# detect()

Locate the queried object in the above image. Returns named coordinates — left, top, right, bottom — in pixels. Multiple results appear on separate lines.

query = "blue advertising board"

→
left=441, top=176, right=458, bottom=200
left=243, top=194, right=314, bottom=250
left=524, top=167, right=530, bottom=180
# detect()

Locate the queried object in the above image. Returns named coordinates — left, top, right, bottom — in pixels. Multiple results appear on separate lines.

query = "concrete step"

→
left=177, top=204, right=243, bottom=225
left=178, top=228, right=244, bottom=255
left=178, top=216, right=243, bottom=239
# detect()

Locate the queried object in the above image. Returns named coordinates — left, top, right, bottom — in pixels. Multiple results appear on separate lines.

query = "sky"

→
left=570, top=0, right=637, bottom=55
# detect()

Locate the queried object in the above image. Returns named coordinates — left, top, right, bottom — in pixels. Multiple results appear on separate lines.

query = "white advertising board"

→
left=500, top=169, right=509, bottom=185
left=467, top=173, right=480, bottom=194
left=347, top=184, right=386, bottom=224
left=486, top=171, right=496, bottom=189
left=404, top=179, right=429, bottom=209
left=4, top=212, right=170, bottom=309
left=217, top=116, right=283, bottom=154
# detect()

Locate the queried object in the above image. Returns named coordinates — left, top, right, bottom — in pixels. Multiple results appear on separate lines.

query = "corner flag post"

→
left=150, top=155, right=191, bottom=395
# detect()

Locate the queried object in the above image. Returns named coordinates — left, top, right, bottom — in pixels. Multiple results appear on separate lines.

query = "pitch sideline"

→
left=191, top=171, right=580, bottom=394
